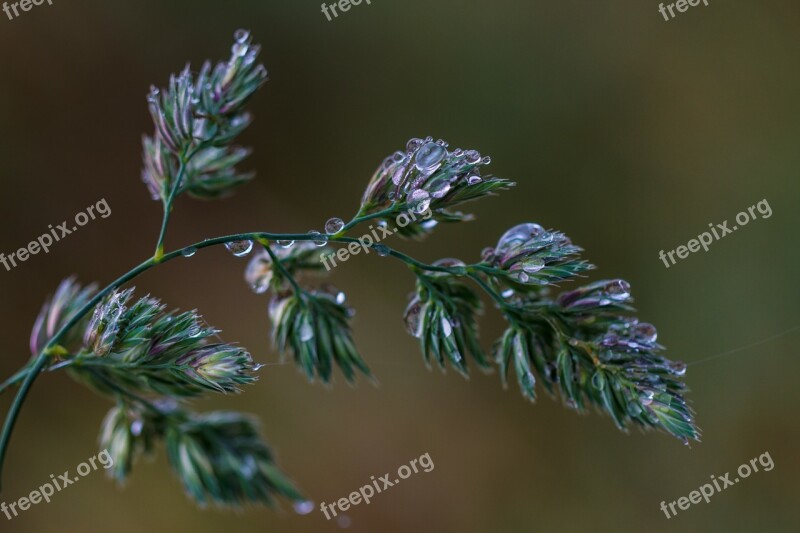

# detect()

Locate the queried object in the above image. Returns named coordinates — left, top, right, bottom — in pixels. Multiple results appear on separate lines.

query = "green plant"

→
left=0, top=30, right=699, bottom=509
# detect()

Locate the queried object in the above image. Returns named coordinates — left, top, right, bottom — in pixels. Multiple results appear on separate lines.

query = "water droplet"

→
left=277, top=239, right=294, bottom=248
left=565, top=399, right=578, bottom=409
left=441, top=317, right=453, bottom=337
left=181, top=247, right=197, bottom=258
left=481, top=156, right=492, bottom=165
left=308, top=230, right=328, bottom=247
left=514, top=271, right=529, bottom=283
left=639, top=389, right=655, bottom=405
left=501, top=288, right=514, bottom=298
left=591, top=371, right=606, bottom=390
left=335, top=291, right=346, bottom=305
left=231, top=42, right=248, bottom=58
left=293, top=500, right=314, bottom=515
left=606, top=279, right=631, bottom=301
left=421, top=219, right=438, bottom=230
left=414, top=142, right=447, bottom=171
left=496, top=223, right=546, bottom=255
left=299, top=319, right=314, bottom=342
left=374, top=244, right=390, bottom=257
left=252, top=363, right=265, bottom=371
left=130, top=420, right=144, bottom=436
left=403, top=300, right=424, bottom=338
left=408, top=189, right=431, bottom=214
left=234, top=29, right=251, bottom=44
left=225, top=240, right=254, bottom=257
left=464, top=150, right=481, bottom=164
left=669, top=361, right=687, bottom=376
left=251, top=281, right=269, bottom=294
left=146, top=86, right=160, bottom=104
left=452, top=148, right=464, bottom=157
left=467, top=175, right=483, bottom=185
left=435, top=138, right=448, bottom=147
left=601, top=333, right=620, bottom=347
left=406, top=138, right=423, bottom=153
left=633, top=322, right=657, bottom=343
left=325, top=217, right=345, bottom=235
left=452, top=351, right=462, bottom=363
left=424, top=135, right=433, bottom=142
left=427, top=176, right=451, bottom=199
left=430, top=258, right=467, bottom=277
left=522, top=372, right=535, bottom=389
left=520, top=257, right=545, bottom=274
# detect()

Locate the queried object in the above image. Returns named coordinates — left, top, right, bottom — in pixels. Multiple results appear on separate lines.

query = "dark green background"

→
left=0, top=1, right=798, bottom=531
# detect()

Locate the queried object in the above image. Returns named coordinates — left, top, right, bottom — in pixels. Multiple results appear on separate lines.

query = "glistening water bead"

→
left=325, top=217, right=344, bottom=235
left=225, top=240, right=254, bottom=257
left=308, top=230, right=328, bottom=247
left=414, top=142, right=447, bottom=171
left=181, top=247, right=197, bottom=258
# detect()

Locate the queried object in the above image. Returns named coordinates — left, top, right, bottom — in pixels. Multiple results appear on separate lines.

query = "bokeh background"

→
left=0, top=1, right=798, bottom=531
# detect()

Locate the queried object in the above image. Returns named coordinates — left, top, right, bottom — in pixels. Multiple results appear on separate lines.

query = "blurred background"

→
left=0, top=1, right=798, bottom=531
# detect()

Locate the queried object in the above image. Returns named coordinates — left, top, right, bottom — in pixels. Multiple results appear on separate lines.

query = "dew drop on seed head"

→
left=467, top=175, right=482, bottom=185
left=424, top=135, right=433, bottom=142
left=591, top=371, right=606, bottom=390
left=521, top=257, right=545, bottom=274
left=251, top=281, right=269, bottom=295
left=408, top=189, right=431, bottom=214
left=522, top=372, right=535, bottom=389
left=427, top=177, right=451, bottom=199
left=325, top=217, right=345, bottom=235
left=130, top=420, right=144, bottom=437
left=464, top=150, right=481, bottom=164
left=293, top=500, right=314, bottom=515
left=414, top=142, right=447, bottom=172
left=336, top=291, right=346, bottom=305
left=181, top=247, right=197, bottom=258
left=403, top=301, right=424, bottom=338
left=252, top=363, right=265, bottom=371
left=501, top=288, right=514, bottom=298
left=374, top=244, right=390, bottom=257
left=406, top=138, right=423, bottom=153
left=441, top=317, right=453, bottom=337
left=669, top=361, right=687, bottom=376
left=308, top=230, right=328, bottom=247
left=481, top=156, right=492, bottom=165
left=514, top=271, right=530, bottom=283
left=606, top=279, right=631, bottom=301
left=234, top=29, right=251, bottom=44
left=225, top=240, right=254, bottom=257
left=633, top=322, right=657, bottom=343
left=299, top=320, right=314, bottom=342
left=277, top=239, right=294, bottom=248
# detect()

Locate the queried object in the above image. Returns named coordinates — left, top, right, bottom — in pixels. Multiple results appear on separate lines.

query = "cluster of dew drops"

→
left=381, top=136, right=492, bottom=215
